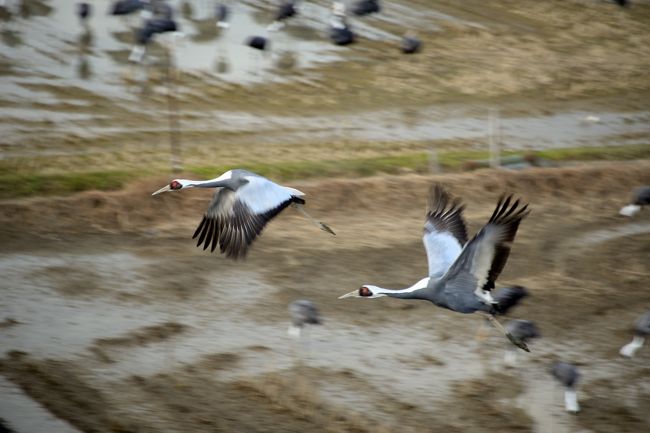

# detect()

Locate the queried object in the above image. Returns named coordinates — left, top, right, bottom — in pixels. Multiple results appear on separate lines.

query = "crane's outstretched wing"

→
left=440, top=195, right=530, bottom=299
left=423, top=184, right=468, bottom=278
left=193, top=175, right=304, bottom=259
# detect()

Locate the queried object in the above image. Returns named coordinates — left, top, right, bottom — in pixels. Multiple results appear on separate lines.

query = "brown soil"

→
left=1, top=162, right=650, bottom=432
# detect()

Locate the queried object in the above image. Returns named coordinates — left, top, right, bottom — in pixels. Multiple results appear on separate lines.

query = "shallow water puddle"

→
left=0, top=376, right=83, bottom=433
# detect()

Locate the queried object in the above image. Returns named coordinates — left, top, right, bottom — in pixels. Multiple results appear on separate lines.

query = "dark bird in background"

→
left=215, top=3, right=229, bottom=28
left=128, top=1, right=178, bottom=63
left=503, top=320, right=540, bottom=365
left=288, top=300, right=322, bottom=338
left=152, top=169, right=334, bottom=259
left=619, top=185, right=650, bottom=217
left=613, top=0, right=628, bottom=7
left=268, top=1, right=297, bottom=31
left=401, top=35, right=421, bottom=54
left=351, top=0, right=380, bottom=16
left=619, top=311, right=650, bottom=358
left=246, top=35, right=269, bottom=51
left=110, top=0, right=146, bottom=16
left=329, top=12, right=355, bottom=46
left=77, top=2, right=91, bottom=22
left=340, top=183, right=532, bottom=352
left=551, top=362, right=581, bottom=413
left=137, top=17, right=177, bottom=44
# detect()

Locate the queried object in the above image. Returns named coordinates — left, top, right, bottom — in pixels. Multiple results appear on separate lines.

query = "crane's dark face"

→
left=339, top=285, right=383, bottom=299
left=359, top=286, right=373, bottom=297
left=152, top=179, right=189, bottom=195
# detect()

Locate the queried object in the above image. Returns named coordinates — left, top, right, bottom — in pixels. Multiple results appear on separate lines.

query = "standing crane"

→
left=339, top=183, right=531, bottom=351
left=619, top=311, right=650, bottom=358
left=619, top=186, right=650, bottom=217
left=551, top=361, right=581, bottom=413
left=288, top=300, right=322, bottom=338
left=152, top=169, right=335, bottom=259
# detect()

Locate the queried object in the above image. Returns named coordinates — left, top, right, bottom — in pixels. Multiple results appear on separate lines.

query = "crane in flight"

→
left=340, top=183, right=531, bottom=351
left=152, top=169, right=334, bottom=259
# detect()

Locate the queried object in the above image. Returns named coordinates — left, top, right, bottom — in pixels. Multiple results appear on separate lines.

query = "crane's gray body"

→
left=632, top=186, right=650, bottom=205
left=505, top=319, right=540, bottom=342
left=633, top=311, right=650, bottom=336
left=289, top=300, right=322, bottom=328
left=552, top=362, right=580, bottom=389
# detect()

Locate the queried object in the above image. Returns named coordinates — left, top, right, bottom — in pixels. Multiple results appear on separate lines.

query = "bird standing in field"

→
left=619, top=311, right=650, bottom=358
left=551, top=362, right=581, bottom=413
left=152, top=169, right=335, bottom=259
left=339, top=184, right=531, bottom=351
left=288, top=300, right=322, bottom=338
left=268, top=1, right=298, bottom=31
left=619, top=186, right=650, bottom=217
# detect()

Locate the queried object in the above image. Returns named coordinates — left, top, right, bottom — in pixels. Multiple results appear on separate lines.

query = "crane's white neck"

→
left=367, top=277, right=430, bottom=299
left=177, top=171, right=233, bottom=189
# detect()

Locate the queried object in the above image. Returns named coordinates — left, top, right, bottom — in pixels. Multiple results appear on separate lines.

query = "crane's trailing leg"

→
left=484, top=314, right=530, bottom=352
left=293, top=203, right=336, bottom=235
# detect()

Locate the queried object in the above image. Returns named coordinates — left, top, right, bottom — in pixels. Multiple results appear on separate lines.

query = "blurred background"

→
left=0, top=1, right=649, bottom=432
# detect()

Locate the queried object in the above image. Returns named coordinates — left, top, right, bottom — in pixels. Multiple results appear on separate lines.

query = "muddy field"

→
left=1, top=162, right=650, bottom=433
left=1, top=0, right=649, bottom=176
left=1, top=0, right=650, bottom=432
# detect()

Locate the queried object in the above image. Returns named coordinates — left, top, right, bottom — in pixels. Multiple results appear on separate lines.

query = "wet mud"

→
left=1, top=162, right=650, bottom=432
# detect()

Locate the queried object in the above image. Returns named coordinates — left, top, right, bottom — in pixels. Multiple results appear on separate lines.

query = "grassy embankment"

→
left=1, top=144, right=649, bottom=200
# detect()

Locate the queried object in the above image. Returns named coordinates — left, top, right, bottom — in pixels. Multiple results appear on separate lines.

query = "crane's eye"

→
left=170, top=180, right=182, bottom=190
left=359, top=286, right=372, bottom=297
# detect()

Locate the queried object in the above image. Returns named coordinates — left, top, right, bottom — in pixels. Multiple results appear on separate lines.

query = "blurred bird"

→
left=77, top=2, right=91, bottom=22
left=268, top=1, right=297, bottom=31
left=215, top=3, right=230, bottom=28
left=110, top=0, right=146, bottom=16
left=351, top=0, right=380, bottom=16
left=288, top=300, right=322, bottom=338
left=329, top=14, right=355, bottom=46
left=619, top=186, right=650, bottom=217
left=152, top=169, right=335, bottom=259
left=128, top=2, right=179, bottom=63
left=401, top=35, right=421, bottom=54
left=332, top=1, right=346, bottom=17
left=619, top=311, right=650, bottom=358
left=340, top=184, right=532, bottom=351
left=613, top=0, right=628, bottom=7
left=246, top=35, right=269, bottom=51
left=551, top=362, right=581, bottom=413
left=503, top=320, right=540, bottom=365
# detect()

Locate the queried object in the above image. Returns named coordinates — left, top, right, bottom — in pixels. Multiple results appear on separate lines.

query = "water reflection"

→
left=214, top=53, right=229, bottom=74
left=0, top=28, right=21, bottom=46
left=76, top=56, right=92, bottom=79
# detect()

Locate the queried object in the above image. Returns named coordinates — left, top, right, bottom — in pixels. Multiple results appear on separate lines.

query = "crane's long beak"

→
left=152, top=185, right=171, bottom=196
left=338, top=290, right=359, bottom=299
